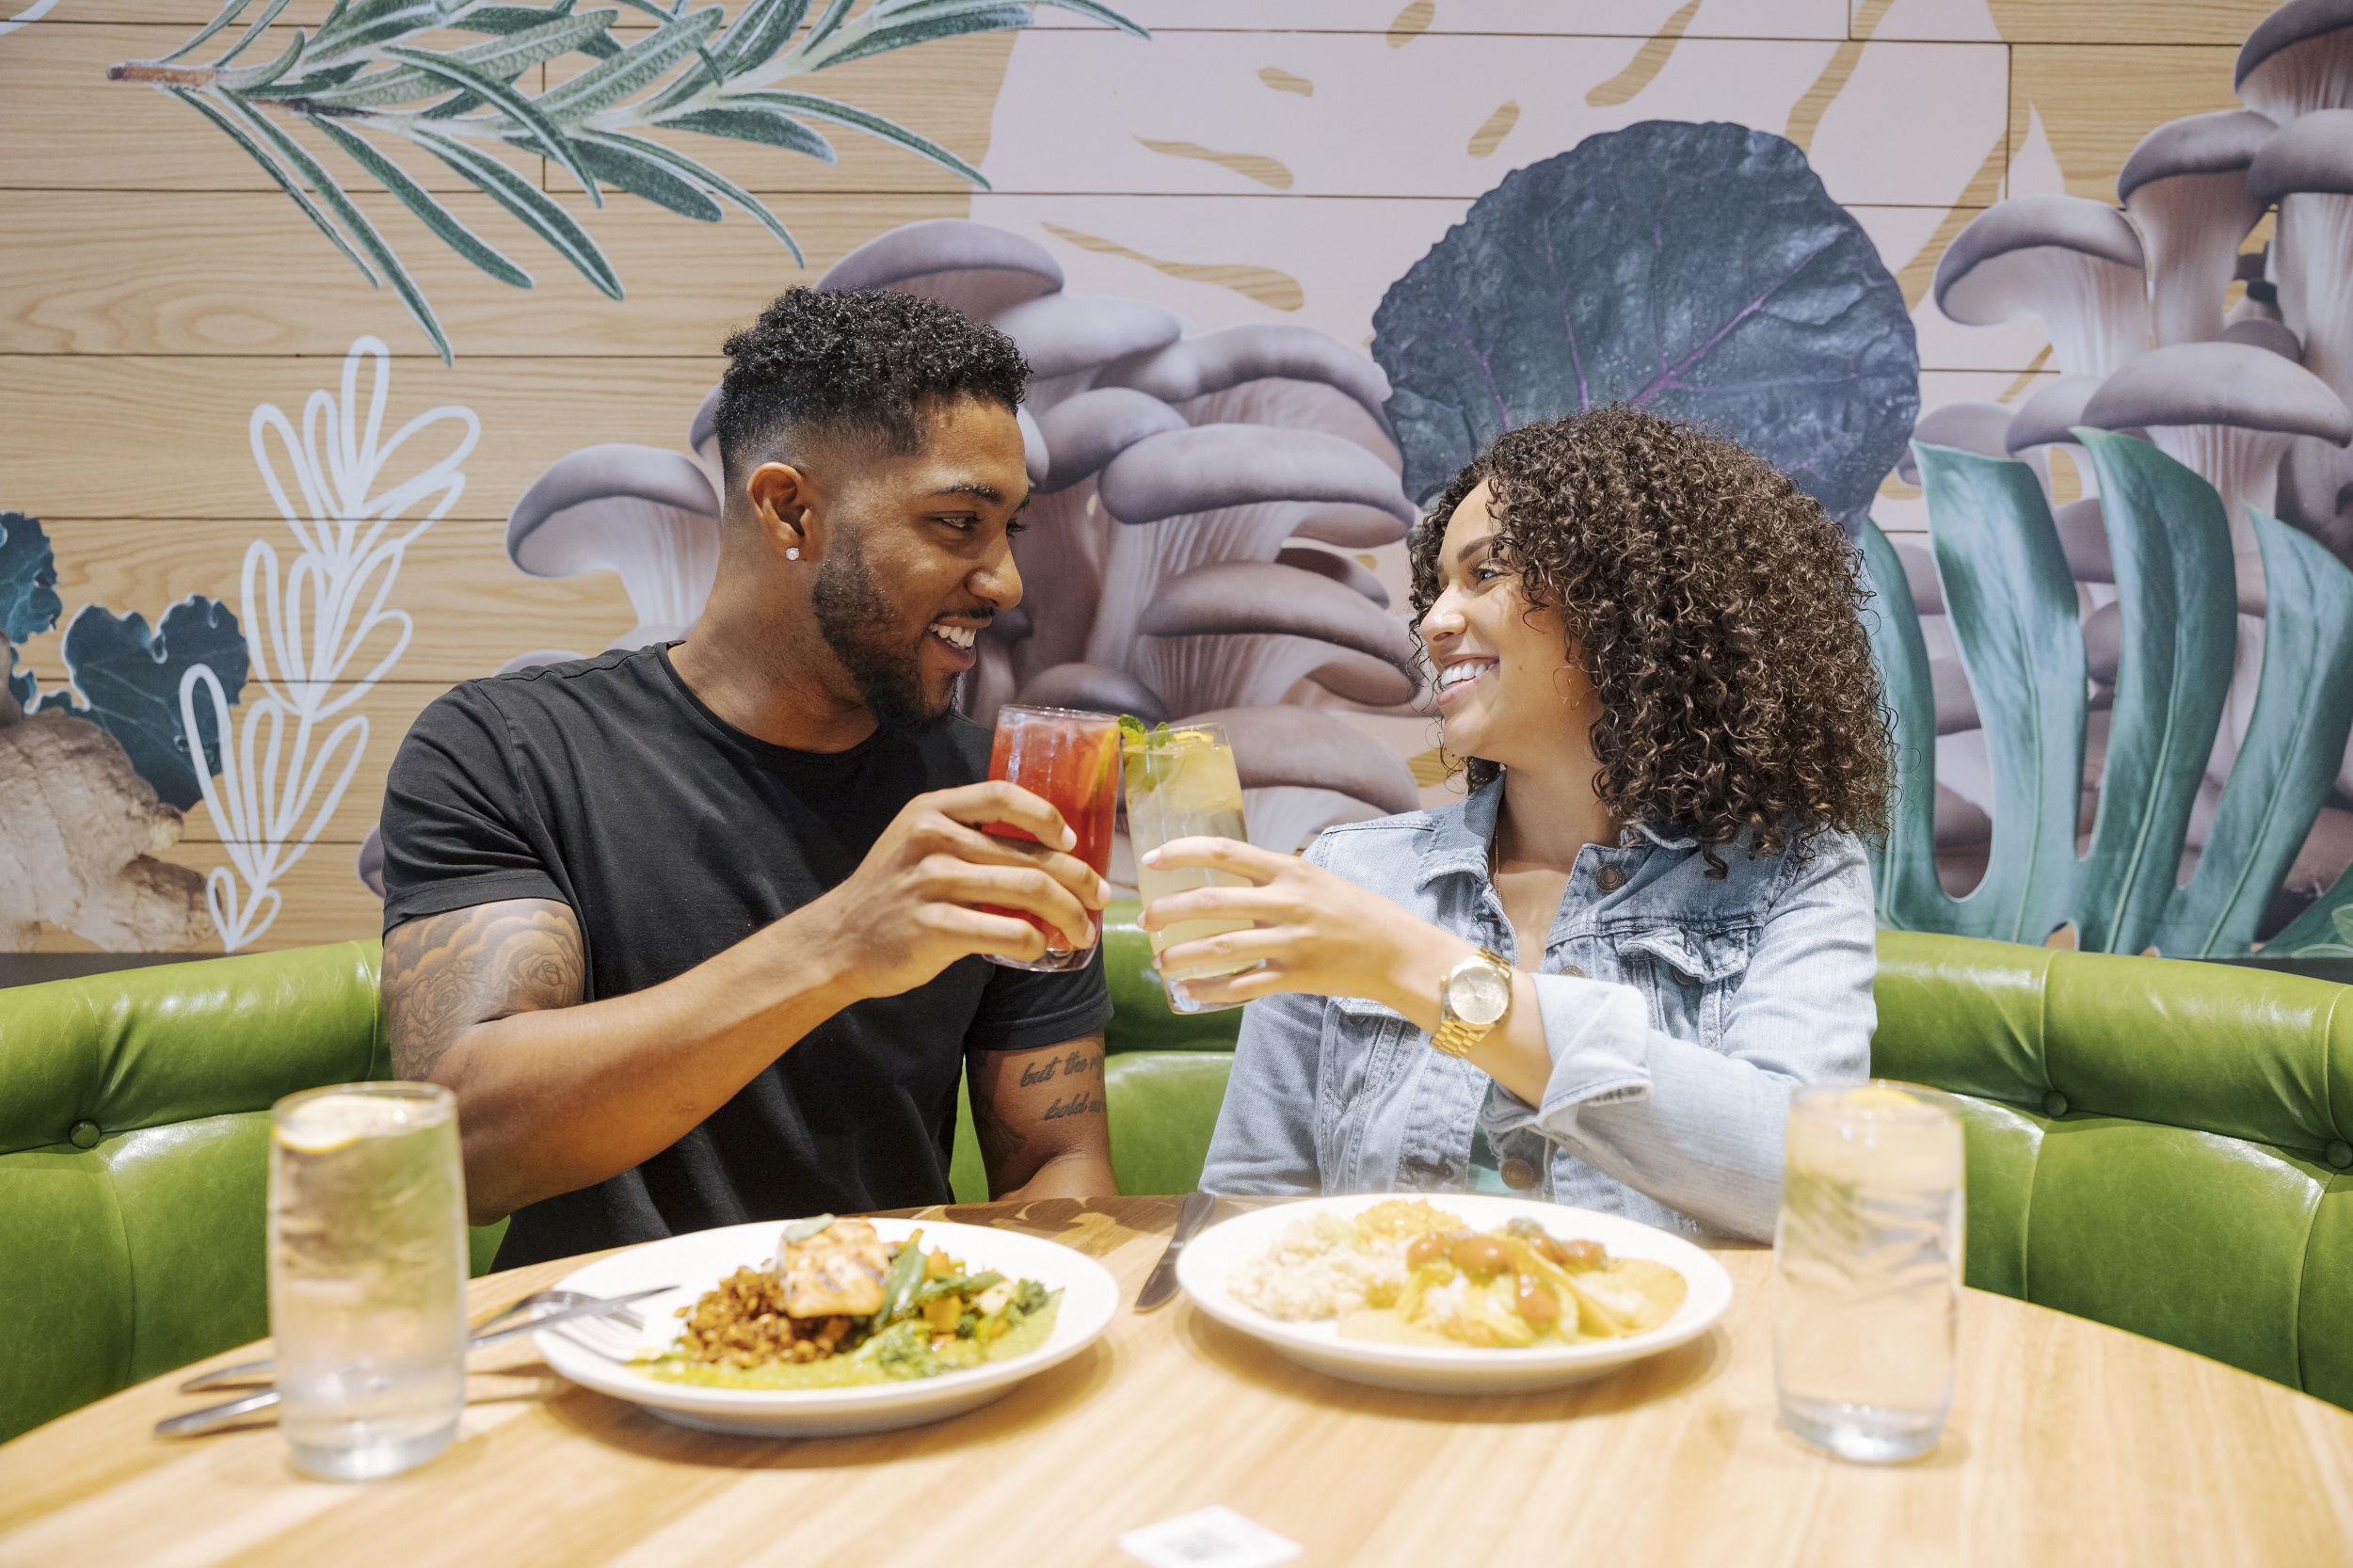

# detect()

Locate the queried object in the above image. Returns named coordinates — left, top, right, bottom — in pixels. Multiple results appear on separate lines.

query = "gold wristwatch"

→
left=1431, top=948, right=1514, bottom=1058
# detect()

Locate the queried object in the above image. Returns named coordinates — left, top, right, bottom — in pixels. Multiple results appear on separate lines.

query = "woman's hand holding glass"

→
left=1139, top=837, right=1556, bottom=1104
left=1136, top=837, right=1465, bottom=1023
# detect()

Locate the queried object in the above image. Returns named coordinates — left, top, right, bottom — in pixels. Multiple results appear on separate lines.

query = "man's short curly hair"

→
left=713, top=287, right=1030, bottom=483
left=1409, top=405, right=1892, bottom=872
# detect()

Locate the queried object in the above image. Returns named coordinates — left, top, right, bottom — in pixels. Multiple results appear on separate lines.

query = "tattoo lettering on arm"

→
left=383, top=899, right=584, bottom=1081
left=966, top=1034, right=1112, bottom=1199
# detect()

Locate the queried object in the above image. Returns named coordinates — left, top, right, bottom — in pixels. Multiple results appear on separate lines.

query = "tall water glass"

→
left=983, top=704, right=1120, bottom=971
left=269, top=1081, right=469, bottom=1480
left=1123, top=721, right=1256, bottom=1012
left=1772, top=1080, right=1964, bottom=1464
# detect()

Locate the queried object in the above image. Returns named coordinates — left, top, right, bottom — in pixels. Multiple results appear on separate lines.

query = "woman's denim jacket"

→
left=1198, top=779, right=1876, bottom=1241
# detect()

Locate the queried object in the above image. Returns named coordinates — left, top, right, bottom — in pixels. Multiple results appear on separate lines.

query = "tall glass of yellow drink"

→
left=1123, top=720, right=1256, bottom=1013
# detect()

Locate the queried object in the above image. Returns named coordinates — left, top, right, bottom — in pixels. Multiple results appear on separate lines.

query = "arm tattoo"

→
left=968, top=1063, right=1029, bottom=1168
left=383, top=899, right=584, bottom=1081
left=969, top=1036, right=1107, bottom=1192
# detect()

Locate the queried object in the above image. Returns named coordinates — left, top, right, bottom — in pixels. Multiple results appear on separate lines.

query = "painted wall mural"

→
left=1373, top=120, right=1920, bottom=531
left=483, top=217, right=1424, bottom=873
left=104, top=0, right=1144, bottom=360
left=8, top=0, right=2352, bottom=958
left=188, top=337, right=476, bottom=949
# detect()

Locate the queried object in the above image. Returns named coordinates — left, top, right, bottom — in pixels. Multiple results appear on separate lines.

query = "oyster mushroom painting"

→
left=489, top=217, right=1422, bottom=867
left=1868, top=0, right=2353, bottom=957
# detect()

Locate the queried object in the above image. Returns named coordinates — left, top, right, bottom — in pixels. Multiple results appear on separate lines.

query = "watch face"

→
left=1448, top=962, right=1512, bottom=1028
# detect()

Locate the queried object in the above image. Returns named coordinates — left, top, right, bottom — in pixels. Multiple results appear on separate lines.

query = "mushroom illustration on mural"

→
left=2250, top=108, right=2353, bottom=562
left=1879, top=0, right=2353, bottom=953
left=483, top=218, right=1422, bottom=865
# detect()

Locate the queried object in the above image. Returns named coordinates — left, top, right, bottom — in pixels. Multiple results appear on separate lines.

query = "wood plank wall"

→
left=0, top=0, right=2284, bottom=950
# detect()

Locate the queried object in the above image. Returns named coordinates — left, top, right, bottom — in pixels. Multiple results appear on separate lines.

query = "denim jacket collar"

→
left=1414, top=776, right=1700, bottom=890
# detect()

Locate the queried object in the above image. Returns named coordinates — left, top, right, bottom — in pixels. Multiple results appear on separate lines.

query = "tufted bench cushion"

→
left=1873, top=930, right=2353, bottom=1407
left=0, top=942, right=504, bottom=1442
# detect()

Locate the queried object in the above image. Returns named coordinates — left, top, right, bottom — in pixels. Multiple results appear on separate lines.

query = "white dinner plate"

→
left=1176, top=1194, right=1735, bottom=1394
left=534, top=1217, right=1118, bottom=1436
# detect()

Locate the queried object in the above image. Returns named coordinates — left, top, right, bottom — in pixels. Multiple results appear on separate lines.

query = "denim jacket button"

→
left=1499, top=1157, right=1540, bottom=1191
left=1561, top=963, right=1586, bottom=978
left=1595, top=865, right=1626, bottom=893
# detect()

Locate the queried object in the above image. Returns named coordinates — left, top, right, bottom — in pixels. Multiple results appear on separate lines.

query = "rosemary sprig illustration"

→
left=108, top=0, right=1147, bottom=362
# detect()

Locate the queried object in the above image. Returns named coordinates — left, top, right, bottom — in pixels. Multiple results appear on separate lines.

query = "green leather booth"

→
left=5, top=908, right=2349, bottom=1444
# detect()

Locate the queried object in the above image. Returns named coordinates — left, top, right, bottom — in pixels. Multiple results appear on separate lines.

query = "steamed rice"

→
left=1226, top=1200, right=1461, bottom=1320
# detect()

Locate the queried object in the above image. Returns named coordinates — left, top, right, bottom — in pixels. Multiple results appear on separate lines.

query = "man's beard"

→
left=809, top=533, right=950, bottom=732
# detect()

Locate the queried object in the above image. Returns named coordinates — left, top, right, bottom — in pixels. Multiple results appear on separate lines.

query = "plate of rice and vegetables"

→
left=533, top=1214, right=1118, bottom=1435
left=1176, top=1194, right=1734, bottom=1392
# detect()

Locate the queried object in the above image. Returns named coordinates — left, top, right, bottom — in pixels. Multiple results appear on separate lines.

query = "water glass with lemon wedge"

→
left=1122, top=719, right=1257, bottom=1013
left=269, top=1082, right=469, bottom=1480
left=1772, top=1080, right=1965, bottom=1464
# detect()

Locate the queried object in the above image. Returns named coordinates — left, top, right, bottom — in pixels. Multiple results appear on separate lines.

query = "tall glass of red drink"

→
left=982, top=704, right=1120, bottom=972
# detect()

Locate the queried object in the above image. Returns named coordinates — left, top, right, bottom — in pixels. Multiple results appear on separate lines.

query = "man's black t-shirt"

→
left=379, top=645, right=1111, bottom=1269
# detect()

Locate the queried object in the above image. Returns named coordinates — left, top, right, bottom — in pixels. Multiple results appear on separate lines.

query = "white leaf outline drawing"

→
left=182, top=336, right=478, bottom=950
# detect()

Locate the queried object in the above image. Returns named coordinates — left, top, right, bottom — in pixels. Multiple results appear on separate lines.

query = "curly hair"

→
left=1409, top=405, right=1892, bottom=872
left=713, top=286, right=1030, bottom=483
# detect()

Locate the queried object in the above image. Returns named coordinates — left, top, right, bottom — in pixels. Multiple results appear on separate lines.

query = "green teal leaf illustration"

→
left=1857, top=518, right=1950, bottom=929
left=2276, top=884, right=2353, bottom=957
left=1033, top=0, right=1146, bottom=32
left=741, top=90, right=983, bottom=183
left=52, top=599, right=249, bottom=810
left=0, top=512, right=62, bottom=648
left=2153, top=509, right=2353, bottom=956
left=158, top=0, right=256, bottom=63
left=2073, top=429, right=2238, bottom=955
left=210, top=0, right=297, bottom=68
left=382, top=45, right=602, bottom=199
left=230, top=26, right=311, bottom=90
left=535, top=5, right=723, bottom=119
left=570, top=131, right=724, bottom=221
left=308, top=0, right=444, bottom=64
left=712, top=0, right=810, bottom=73
left=225, top=97, right=456, bottom=362
left=125, top=0, right=1143, bottom=358
left=817, top=5, right=1035, bottom=70
left=304, top=11, right=614, bottom=108
left=1372, top=120, right=1919, bottom=525
left=168, top=88, right=379, bottom=287
left=0, top=512, right=62, bottom=711
left=668, top=100, right=835, bottom=158
left=410, top=126, right=624, bottom=297
left=587, top=130, right=802, bottom=263
left=791, top=0, right=856, bottom=56
left=312, top=118, right=536, bottom=288
left=1914, top=443, right=2087, bottom=944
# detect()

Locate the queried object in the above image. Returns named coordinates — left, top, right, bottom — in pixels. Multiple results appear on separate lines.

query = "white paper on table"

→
left=1116, top=1505, right=1304, bottom=1568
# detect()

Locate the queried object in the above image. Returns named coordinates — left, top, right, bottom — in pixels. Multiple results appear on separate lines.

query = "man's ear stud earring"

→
left=786, top=547, right=800, bottom=560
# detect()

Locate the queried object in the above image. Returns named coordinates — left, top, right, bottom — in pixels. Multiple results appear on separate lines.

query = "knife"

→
left=1134, top=1191, right=1219, bottom=1312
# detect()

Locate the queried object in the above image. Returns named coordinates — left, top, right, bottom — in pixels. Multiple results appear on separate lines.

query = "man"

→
left=379, top=287, right=1115, bottom=1268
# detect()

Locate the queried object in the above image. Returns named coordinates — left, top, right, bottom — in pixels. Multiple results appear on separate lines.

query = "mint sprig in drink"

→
left=1123, top=720, right=1256, bottom=1013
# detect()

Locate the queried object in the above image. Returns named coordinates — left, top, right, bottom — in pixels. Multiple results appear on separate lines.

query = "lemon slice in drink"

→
left=276, top=1092, right=431, bottom=1154
left=1838, top=1084, right=1924, bottom=1114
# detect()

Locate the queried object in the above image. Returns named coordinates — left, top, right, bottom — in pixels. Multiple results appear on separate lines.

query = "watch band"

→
left=1430, top=948, right=1513, bottom=1059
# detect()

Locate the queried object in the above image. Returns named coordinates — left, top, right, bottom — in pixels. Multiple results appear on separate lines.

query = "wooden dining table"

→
left=5, top=1193, right=2352, bottom=1568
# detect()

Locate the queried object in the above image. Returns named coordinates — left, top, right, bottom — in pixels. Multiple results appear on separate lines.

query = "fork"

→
left=155, top=1286, right=674, bottom=1439
left=540, top=1304, right=653, bottom=1363
left=179, top=1288, right=650, bottom=1394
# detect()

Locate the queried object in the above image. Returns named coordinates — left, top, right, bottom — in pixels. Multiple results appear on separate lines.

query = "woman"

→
left=1147, top=407, right=1892, bottom=1240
